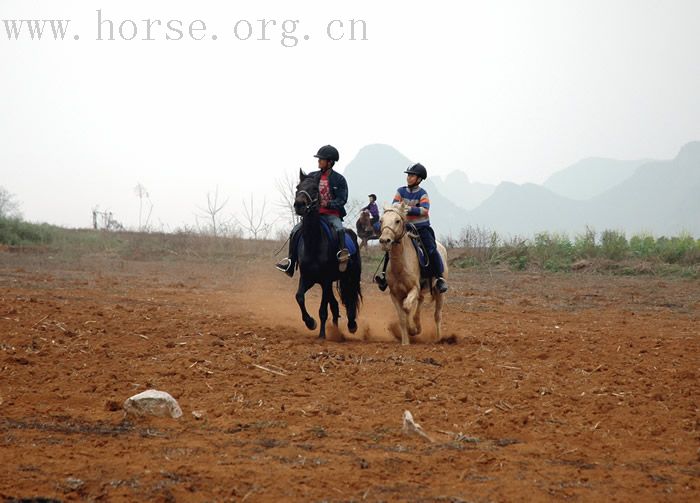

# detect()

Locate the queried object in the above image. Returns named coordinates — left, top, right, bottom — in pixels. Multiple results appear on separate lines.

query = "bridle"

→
left=295, top=189, right=318, bottom=215
left=380, top=207, right=407, bottom=244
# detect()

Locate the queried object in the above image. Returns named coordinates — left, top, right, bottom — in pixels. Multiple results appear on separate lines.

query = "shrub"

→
left=629, top=233, right=656, bottom=259
left=573, top=227, right=597, bottom=259
left=532, top=232, right=574, bottom=267
left=600, top=230, right=628, bottom=260
left=0, top=217, right=56, bottom=245
left=655, top=234, right=697, bottom=264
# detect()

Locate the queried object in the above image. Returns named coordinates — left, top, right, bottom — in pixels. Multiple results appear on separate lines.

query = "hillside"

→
left=543, top=157, right=650, bottom=200
left=468, top=141, right=700, bottom=236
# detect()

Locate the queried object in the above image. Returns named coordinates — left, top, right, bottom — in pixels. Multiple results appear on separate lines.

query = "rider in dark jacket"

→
left=276, top=145, right=350, bottom=276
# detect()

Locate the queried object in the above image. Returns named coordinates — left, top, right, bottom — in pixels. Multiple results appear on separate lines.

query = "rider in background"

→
left=276, top=145, right=351, bottom=276
left=362, top=194, right=380, bottom=233
left=375, top=163, right=448, bottom=293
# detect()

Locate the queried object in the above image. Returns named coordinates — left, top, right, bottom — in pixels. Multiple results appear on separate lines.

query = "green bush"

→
left=573, top=227, right=597, bottom=259
left=600, top=230, right=628, bottom=260
left=0, top=217, right=56, bottom=245
left=655, top=234, right=697, bottom=264
left=629, top=234, right=656, bottom=259
left=532, top=232, right=574, bottom=267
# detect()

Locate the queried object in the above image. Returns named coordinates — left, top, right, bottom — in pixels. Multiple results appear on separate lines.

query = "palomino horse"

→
left=292, top=169, right=362, bottom=339
left=355, top=209, right=380, bottom=250
left=378, top=203, right=448, bottom=345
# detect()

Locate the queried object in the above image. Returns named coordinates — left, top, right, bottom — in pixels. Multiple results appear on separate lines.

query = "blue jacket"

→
left=309, top=169, right=348, bottom=219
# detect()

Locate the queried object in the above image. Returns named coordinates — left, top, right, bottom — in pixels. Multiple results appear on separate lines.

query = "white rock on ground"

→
left=402, top=410, right=434, bottom=442
left=123, top=389, right=183, bottom=418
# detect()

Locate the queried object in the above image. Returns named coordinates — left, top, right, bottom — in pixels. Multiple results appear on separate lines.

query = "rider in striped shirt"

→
left=375, top=163, right=448, bottom=293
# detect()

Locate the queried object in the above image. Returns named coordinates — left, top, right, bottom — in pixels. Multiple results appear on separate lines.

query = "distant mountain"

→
left=340, top=141, right=700, bottom=238
left=543, top=157, right=651, bottom=200
left=430, top=171, right=496, bottom=211
left=467, top=182, right=586, bottom=236
left=468, top=141, right=700, bottom=237
left=586, top=141, right=700, bottom=235
left=342, top=144, right=470, bottom=236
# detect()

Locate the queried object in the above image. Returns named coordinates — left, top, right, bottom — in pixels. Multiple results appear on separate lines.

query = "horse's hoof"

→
left=348, top=320, right=357, bottom=333
left=305, top=318, right=317, bottom=331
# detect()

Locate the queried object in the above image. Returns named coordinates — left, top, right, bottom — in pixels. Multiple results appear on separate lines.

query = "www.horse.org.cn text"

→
left=1, top=10, right=369, bottom=47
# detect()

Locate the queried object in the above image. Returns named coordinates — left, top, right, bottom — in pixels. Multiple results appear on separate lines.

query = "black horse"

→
left=292, top=169, right=362, bottom=339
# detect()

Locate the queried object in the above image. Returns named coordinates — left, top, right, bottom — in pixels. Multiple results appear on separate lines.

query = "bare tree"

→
left=134, top=182, right=153, bottom=231
left=236, top=193, right=276, bottom=240
left=195, top=187, right=231, bottom=237
left=0, top=186, right=22, bottom=218
left=275, top=169, right=300, bottom=228
left=344, top=197, right=364, bottom=223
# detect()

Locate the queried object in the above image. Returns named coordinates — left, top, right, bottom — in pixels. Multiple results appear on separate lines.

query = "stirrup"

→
left=337, top=248, right=350, bottom=272
left=275, top=258, right=292, bottom=272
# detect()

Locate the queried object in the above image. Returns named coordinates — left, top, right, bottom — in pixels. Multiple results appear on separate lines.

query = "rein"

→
left=296, top=189, right=318, bottom=215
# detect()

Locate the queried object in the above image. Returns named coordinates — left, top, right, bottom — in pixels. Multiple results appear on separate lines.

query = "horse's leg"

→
left=295, top=277, right=317, bottom=331
left=328, top=285, right=340, bottom=327
left=391, top=294, right=410, bottom=346
left=403, top=286, right=420, bottom=336
left=413, top=295, right=423, bottom=336
left=317, top=281, right=333, bottom=339
left=434, top=291, right=444, bottom=341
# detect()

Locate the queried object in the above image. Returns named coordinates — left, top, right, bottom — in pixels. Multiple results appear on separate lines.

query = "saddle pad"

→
left=306, top=219, right=358, bottom=256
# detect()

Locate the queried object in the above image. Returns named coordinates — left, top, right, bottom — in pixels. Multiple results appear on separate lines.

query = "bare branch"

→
left=275, top=170, right=300, bottom=227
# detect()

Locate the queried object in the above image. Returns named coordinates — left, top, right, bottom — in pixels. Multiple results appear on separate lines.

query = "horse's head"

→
left=294, top=169, right=319, bottom=216
left=357, top=209, right=371, bottom=225
left=379, top=202, right=408, bottom=251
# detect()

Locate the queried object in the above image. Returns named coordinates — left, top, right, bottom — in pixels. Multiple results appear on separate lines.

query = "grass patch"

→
left=0, top=218, right=281, bottom=262
left=446, top=226, right=700, bottom=276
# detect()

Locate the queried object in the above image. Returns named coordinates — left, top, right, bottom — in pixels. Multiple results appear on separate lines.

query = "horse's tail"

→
left=339, top=230, right=362, bottom=315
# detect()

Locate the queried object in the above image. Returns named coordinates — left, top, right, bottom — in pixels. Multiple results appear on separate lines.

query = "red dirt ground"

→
left=1, top=250, right=698, bottom=502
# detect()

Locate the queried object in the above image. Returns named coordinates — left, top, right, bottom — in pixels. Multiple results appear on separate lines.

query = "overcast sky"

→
left=2, top=0, right=699, bottom=231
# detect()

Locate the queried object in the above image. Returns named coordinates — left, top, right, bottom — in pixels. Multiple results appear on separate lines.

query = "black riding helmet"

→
left=404, top=163, right=427, bottom=180
left=314, top=145, right=340, bottom=162
left=368, top=194, right=377, bottom=200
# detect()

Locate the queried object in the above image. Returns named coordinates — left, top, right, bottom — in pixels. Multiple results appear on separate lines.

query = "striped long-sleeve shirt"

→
left=393, top=185, right=430, bottom=227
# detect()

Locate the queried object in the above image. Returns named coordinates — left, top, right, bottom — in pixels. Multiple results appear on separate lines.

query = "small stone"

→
left=123, top=389, right=183, bottom=418
left=65, top=477, right=84, bottom=491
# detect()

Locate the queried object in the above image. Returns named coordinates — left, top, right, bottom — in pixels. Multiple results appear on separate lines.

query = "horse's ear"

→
left=299, top=168, right=307, bottom=181
left=398, top=201, right=409, bottom=216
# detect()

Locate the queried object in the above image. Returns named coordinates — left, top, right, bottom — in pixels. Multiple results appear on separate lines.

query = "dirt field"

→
left=1, top=248, right=698, bottom=502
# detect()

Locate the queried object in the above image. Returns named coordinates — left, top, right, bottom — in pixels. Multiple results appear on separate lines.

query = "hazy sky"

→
left=2, top=0, right=699, bottom=231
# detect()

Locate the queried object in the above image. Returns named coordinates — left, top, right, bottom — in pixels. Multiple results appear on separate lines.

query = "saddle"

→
left=295, top=219, right=358, bottom=256
left=406, top=223, right=430, bottom=275
left=319, top=219, right=358, bottom=255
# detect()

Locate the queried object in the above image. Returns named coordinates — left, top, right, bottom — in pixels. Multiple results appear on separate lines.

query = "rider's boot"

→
left=435, top=276, right=448, bottom=293
left=374, top=252, right=389, bottom=291
left=276, top=229, right=298, bottom=278
left=275, top=257, right=295, bottom=277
